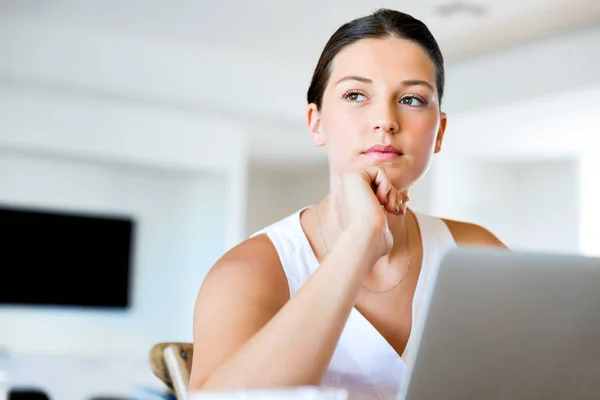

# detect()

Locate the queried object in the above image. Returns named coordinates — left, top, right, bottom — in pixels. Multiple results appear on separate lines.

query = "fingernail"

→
left=395, top=203, right=400, bottom=215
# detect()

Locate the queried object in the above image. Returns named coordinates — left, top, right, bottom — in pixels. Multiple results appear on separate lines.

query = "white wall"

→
left=579, top=154, right=600, bottom=256
left=404, top=169, right=434, bottom=215
left=429, top=157, right=520, bottom=245
left=0, top=83, right=247, bottom=172
left=444, top=23, right=600, bottom=116
left=246, top=163, right=329, bottom=237
left=513, top=160, right=579, bottom=253
left=429, top=157, right=580, bottom=253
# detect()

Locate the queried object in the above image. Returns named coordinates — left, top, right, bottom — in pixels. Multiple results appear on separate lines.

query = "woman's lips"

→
left=363, top=145, right=402, bottom=161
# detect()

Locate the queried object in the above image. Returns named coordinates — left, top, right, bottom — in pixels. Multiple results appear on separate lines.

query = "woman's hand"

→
left=334, top=167, right=408, bottom=260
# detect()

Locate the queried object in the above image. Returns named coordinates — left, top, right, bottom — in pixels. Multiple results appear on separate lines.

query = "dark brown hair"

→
left=307, top=8, right=445, bottom=110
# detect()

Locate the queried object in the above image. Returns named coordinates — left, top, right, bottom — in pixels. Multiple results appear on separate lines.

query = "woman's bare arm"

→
left=188, top=225, right=380, bottom=391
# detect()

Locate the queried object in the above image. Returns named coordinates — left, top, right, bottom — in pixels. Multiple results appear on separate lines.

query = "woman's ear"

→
left=434, top=112, right=447, bottom=154
left=307, top=103, right=326, bottom=147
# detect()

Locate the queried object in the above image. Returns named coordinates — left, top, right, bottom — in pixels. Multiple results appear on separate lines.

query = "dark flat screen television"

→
left=0, top=204, right=135, bottom=310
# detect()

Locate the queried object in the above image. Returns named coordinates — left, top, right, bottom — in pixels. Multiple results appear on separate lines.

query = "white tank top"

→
left=253, top=207, right=457, bottom=399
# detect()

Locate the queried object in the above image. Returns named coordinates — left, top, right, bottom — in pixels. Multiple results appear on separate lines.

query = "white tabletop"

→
left=189, top=386, right=348, bottom=400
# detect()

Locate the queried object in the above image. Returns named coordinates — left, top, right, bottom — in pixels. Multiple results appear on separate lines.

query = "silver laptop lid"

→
left=404, top=247, right=600, bottom=400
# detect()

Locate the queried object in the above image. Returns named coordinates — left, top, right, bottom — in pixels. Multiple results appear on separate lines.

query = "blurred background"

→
left=1, top=0, right=600, bottom=398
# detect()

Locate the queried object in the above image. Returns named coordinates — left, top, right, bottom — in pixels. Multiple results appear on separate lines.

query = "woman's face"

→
left=307, top=36, right=447, bottom=190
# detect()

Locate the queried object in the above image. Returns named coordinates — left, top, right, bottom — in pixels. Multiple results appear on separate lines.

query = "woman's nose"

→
left=372, top=120, right=399, bottom=134
left=372, top=104, right=399, bottom=134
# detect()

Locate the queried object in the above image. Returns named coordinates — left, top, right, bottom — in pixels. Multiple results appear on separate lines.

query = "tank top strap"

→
left=251, top=206, right=316, bottom=296
left=413, top=211, right=457, bottom=265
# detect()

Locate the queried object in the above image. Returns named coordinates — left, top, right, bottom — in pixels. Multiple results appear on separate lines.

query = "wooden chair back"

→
left=149, top=342, right=193, bottom=400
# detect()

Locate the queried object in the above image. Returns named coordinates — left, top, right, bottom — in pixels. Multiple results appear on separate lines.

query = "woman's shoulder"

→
left=201, top=206, right=314, bottom=299
left=440, top=217, right=507, bottom=248
left=413, top=210, right=506, bottom=249
left=200, top=233, right=290, bottom=309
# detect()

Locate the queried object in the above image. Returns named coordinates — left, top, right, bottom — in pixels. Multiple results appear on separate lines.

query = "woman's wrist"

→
left=335, top=224, right=383, bottom=270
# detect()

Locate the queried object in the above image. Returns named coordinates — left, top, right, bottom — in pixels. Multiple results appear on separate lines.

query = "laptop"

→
left=399, top=247, right=600, bottom=400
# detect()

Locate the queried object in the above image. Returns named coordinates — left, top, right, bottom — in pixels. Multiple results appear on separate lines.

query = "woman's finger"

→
left=361, top=167, right=392, bottom=206
left=384, top=187, right=398, bottom=214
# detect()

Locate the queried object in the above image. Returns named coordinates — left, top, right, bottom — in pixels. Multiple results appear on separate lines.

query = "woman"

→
left=188, top=8, right=506, bottom=399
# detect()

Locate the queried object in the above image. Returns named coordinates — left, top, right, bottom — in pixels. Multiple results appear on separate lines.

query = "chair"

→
left=149, top=342, right=194, bottom=400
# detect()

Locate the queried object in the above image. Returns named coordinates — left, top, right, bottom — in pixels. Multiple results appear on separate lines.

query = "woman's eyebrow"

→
left=335, top=75, right=372, bottom=85
left=334, top=76, right=434, bottom=92
left=400, top=79, right=435, bottom=92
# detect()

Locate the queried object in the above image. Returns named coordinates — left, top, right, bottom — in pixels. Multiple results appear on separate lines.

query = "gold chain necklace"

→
left=315, top=202, right=411, bottom=294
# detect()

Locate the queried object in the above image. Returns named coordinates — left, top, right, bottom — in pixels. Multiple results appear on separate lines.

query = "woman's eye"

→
left=344, top=91, right=367, bottom=102
left=400, top=96, right=425, bottom=106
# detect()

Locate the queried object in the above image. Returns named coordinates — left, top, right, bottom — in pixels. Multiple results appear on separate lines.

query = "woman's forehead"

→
left=328, top=37, right=436, bottom=86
